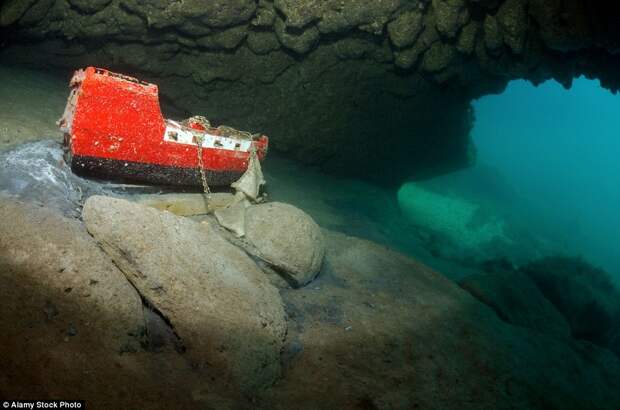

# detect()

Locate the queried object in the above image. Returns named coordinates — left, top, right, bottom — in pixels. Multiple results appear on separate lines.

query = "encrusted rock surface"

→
left=5, top=0, right=618, bottom=183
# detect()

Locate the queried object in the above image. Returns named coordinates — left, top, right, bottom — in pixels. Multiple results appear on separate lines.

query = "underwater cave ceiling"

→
left=1, top=0, right=619, bottom=184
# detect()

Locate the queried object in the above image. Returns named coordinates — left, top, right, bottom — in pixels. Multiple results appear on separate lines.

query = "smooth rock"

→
left=132, top=192, right=236, bottom=216
left=387, top=10, right=423, bottom=49
left=244, top=202, right=325, bottom=287
left=0, top=197, right=192, bottom=407
left=82, top=195, right=287, bottom=393
left=0, top=197, right=145, bottom=352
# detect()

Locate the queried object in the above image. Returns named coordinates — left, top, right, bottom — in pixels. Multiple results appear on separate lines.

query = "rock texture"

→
left=521, top=257, right=620, bottom=356
left=82, top=195, right=287, bottom=394
left=260, top=231, right=620, bottom=409
left=244, top=202, right=325, bottom=287
left=2, top=196, right=620, bottom=408
left=14, top=0, right=620, bottom=182
left=0, top=197, right=144, bottom=353
left=459, top=261, right=572, bottom=339
left=0, top=197, right=199, bottom=409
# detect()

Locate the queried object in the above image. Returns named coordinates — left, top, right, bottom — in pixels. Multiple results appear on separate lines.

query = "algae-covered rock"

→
left=67, top=0, right=111, bottom=14
left=4, top=0, right=620, bottom=187
left=245, top=202, right=325, bottom=287
left=82, top=195, right=287, bottom=393
left=422, top=42, right=457, bottom=72
left=0, top=0, right=37, bottom=26
left=247, top=30, right=281, bottom=55
left=387, top=10, right=424, bottom=49
left=496, top=0, right=528, bottom=54
left=252, top=0, right=276, bottom=27
left=274, top=16, right=320, bottom=54
left=394, top=46, right=423, bottom=69
left=456, top=21, right=479, bottom=54
left=484, top=14, right=504, bottom=51
left=432, top=0, right=469, bottom=38
left=196, top=25, right=248, bottom=50
left=273, top=0, right=321, bottom=29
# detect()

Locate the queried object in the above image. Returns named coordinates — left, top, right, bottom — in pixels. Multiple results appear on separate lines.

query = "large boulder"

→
left=82, top=195, right=287, bottom=394
left=244, top=202, right=325, bottom=287
left=0, top=197, right=195, bottom=408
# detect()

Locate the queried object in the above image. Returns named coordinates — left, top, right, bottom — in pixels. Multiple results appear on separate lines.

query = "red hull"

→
left=58, top=67, right=268, bottom=186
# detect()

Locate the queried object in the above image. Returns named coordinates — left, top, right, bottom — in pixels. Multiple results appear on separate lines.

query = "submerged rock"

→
left=244, top=202, right=325, bottom=287
left=0, top=197, right=195, bottom=407
left=82, top=195, right=287, bottom=393
left=0, top=197, right=144, bottom=352
left=520, top=257, right=620, bottom=355
left=262, top=231, right=620, bottom=409
left=459, top=260, right=572, bottom=339
left=132, top=192, right=236, bottom=216
left=2, top=193, right=620, bottom=408
left=398, top=181, right=511, bottom=260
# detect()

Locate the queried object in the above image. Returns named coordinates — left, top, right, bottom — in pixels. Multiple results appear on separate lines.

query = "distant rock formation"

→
left=460, top=257, right=620, bottom=358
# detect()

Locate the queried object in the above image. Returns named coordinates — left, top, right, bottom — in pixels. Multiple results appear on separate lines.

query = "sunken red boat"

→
left=58, top=67, right=268, bottom=187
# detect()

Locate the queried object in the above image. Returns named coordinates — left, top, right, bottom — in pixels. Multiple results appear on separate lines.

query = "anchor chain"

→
left=188, top=116, right=212, bottom=195
left=186, top=115, right=257, bottom=195
left=195, top=133, right=211, bottom=195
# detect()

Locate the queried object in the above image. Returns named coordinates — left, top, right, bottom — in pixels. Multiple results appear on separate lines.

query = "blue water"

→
left=471, top=77, right=620, bottom=280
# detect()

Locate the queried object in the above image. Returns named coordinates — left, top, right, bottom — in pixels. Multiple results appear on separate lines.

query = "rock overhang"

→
left=1, top=0, right=619, bottom=184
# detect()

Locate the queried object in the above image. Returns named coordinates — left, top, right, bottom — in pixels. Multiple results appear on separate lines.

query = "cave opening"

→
left=398, top=77, right=620, bottom=282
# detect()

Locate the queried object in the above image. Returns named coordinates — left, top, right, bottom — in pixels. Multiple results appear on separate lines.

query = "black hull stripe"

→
left=71, top=155, right=243, bottom=187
